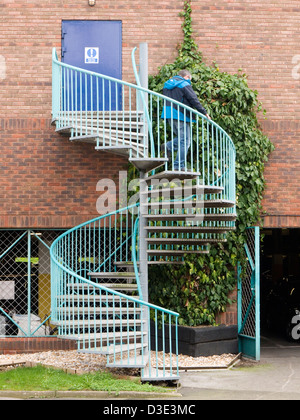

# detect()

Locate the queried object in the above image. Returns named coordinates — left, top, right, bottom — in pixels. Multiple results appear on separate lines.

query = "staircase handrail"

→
left=50, top=232, right=178, bottom=317
left=52, top=47, right=236, bottom=201
left=50, top=202, right=180, bottom=379
left=52, top=46, right=235, bottom=143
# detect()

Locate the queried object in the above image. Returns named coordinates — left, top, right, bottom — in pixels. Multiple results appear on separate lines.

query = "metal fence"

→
left=0, top=230, right=65, bottom=337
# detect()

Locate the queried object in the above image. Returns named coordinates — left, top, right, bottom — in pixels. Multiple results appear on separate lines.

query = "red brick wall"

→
left=0, top=0, right=185, bottom=228
left=0, top=118, right=127, bottom=228
left=0, top=337, right=77, bottom=355
left=189, top=1, right=300, bottom=228
left=0, top=0, right=299, bottom=228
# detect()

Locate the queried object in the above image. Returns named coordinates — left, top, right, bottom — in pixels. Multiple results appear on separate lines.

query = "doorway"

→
left=61, top=20, right=122, bottom=111
left=260, top=228, right=300, bottom=344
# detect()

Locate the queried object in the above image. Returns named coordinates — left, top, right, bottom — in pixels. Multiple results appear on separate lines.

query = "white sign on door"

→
left=85, top=47, right=99, bottom=64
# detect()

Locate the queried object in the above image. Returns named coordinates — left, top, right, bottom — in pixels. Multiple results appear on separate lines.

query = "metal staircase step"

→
left=145, top=225, right=236, bottom=234
left=56, top=110, right=143, bottom=119
left=54, top=318, right=144, bottom=328
left=95, top=145, right=133, bottom=157
left=147, top=260, right=185, bottom=265
left=146, top=237, right=227, bottom=245
left=114, top=260, right=186, bottom=266
left=144, top=213, right=237, bottom=222
left=68, top=133, right=142, bottom=158
left=147, top=249, right=209, bottom=256
left=79, top=342, right=147, bottom=357
left=81, top=126, right=142, bottom=141
left=57, top=306, right=142, bottom=315
left=142, top=185, right=224, bottom=196
left=144, top=199, right=235, bottom=209
left=55, top=126, right=74, bottom=135
left=95, top=138, right=143, bottom=157
left=141, top=366, right=180, bottom=382
left=83, top=119, right=143, bottom=129
left=66, top=282, right=138, bottom=291
left=99, top=283, right=138, bottom=290
left=87, top=271, right=137, bottom=279
left=129, top=157, right=168, bottom=172
left=63, top=330, right=147, bottom=343
left=145, top=170, right=201, bottom=182
left=58, top=294, right=141, bottom=301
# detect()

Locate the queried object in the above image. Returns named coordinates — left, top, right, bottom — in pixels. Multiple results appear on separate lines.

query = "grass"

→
left=0, top=365, right=172, bottom=393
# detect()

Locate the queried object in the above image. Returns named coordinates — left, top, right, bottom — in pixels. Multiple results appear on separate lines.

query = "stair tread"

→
left=145, top=225, right=235, bottom=233
left=142, top=368, right=180, bottom=382
left=147, top=237, right=227, bottom=244
left=58, top=294, right=141, bottom=301
left=144, top=199, right=235, bottom=208
left=147, top=260, right=185, bottom=265
left=55, top=318, right=144, bottom=327
left=67, top=282, right=138, bottom=288
left=143, top=185, right=224, bottom=195
left=57, top=110, right=143, bottom=117
left=71, top=134, right=143, bottom=157
left=145, top=170, right=201, bottom=181
left=79, top=342, right=147, bottom=356
left=88, top=271, right=137, bottom=278
left=148, top=250, right=209, bottom=255
left=144, top=213, right=237, bottom=221
left=57, top=306, right=142, bottom=314
left=83, top=126, right=142, bottom=140
left=129, top=157, right=168, bottom=172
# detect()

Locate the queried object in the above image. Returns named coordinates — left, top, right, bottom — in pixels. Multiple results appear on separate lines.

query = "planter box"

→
left=150, top=322, right=238, bottom=357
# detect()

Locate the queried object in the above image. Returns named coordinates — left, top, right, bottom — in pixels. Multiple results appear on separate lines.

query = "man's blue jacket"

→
left=161, top=76, right=207, bottom=122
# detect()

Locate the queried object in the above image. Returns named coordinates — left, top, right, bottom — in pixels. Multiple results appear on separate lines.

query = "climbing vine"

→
left=147, top=0, right=275, bottom=326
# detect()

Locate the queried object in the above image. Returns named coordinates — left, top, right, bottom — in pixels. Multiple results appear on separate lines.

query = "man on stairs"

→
left=161, top=69, right=211, bottom=171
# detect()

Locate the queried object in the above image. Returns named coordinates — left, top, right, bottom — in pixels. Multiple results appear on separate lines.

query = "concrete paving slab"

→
left=177, top=334, right=300, bottom=400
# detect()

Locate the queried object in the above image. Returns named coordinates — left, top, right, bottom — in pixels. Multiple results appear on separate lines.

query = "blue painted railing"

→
left=51, top=46, right=236, bottom=379
left=52, top=47, right=236, bottom=208
left=50, top=204, right=179, bottom=379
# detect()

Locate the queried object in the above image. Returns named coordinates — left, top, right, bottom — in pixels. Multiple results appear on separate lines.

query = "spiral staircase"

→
left=50, top=47, right=236, bottom=381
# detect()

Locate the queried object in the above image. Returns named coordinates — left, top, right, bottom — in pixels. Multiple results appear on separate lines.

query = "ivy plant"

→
left=147, top=0, right=274, bottom=326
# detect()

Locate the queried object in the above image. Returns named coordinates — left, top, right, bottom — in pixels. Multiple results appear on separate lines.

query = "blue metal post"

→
left=254, top=225, right=261, bottom=361
left=27, top=230, right=31, bottom=336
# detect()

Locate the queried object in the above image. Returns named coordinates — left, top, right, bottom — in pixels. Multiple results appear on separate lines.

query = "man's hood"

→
left=163, top=76, right=191, bottom=90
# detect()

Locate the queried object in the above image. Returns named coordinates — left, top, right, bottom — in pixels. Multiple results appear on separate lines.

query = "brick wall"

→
left=189, top=0, right=300, bottom=228
left=0, top=337, right=77, bottom=355
left=0, top=118, right=127, bottom=228
left=0, top=0, right=185, bottom=228
left=0, top=0, right=299, bottom=228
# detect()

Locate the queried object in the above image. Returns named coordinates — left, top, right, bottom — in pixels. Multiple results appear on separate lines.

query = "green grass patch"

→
left=0, top=365, right=171, bottom=393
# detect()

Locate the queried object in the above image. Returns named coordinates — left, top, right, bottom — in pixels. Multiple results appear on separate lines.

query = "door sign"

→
left=85, top=47, right=99, bottom=64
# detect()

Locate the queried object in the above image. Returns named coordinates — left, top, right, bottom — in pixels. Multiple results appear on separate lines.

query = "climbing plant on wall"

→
left=147, top=0, right=275, bottom=326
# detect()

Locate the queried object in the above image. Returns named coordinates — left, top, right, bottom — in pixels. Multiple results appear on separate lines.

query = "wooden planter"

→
left=150, top=322, right=238, bottom=357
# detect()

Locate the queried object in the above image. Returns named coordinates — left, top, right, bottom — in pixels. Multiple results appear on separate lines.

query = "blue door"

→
left=237, top=226, right=260, bottom=360
left=61, top=20, right=122, bottom=111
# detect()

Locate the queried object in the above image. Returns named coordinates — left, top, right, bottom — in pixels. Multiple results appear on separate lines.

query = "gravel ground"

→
left=0, top=350, right=238, bottom=374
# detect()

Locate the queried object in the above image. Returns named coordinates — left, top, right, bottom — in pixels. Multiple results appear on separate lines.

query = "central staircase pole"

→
left=139, top=171, right=149, bottom=302
left=138, top=41, right=149, bottom=305
left=139, top=170, right=150, bottom=360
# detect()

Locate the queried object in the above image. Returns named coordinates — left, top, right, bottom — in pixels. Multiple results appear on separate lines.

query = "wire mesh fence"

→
left=0, top=230, right=65, bottom=337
